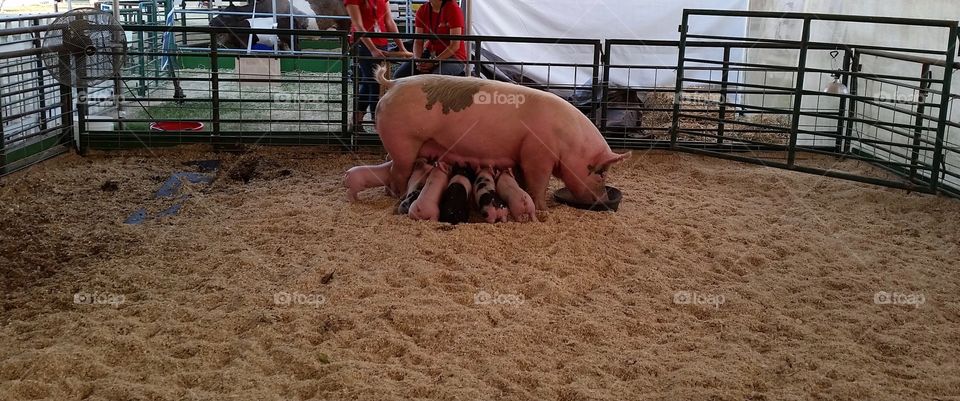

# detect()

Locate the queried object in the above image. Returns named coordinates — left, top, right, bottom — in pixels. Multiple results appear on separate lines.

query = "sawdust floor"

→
left=1, top=147, right=959, bottom=401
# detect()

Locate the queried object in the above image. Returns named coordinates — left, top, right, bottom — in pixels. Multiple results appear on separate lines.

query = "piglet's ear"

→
left=590, top=151, right=631, bottom=175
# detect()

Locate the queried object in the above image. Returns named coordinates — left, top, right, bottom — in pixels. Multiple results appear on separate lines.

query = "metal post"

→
left=590, top=41, right=602, bottom=126
left=341, top=32, right=350, bottom=145
left=717, top=45, right=731, bottom=144
left=929, top=24, right=958, bottom=192
left=0, top=88, right=6, bottom=175
left=472, top=39, right=481, bottom=77
left=210, top=33, right=221, bottom=141
left=833, top=48, right=852, bottom=152
left=599, top=40, right=612, bottom=138
left=842, top=50, right=860, bottom=155
left=462, top=0, right=470, bottom=36
left=32, top=18, right=48, bottom=135
left=350, top=42, right=359, bottom=137
left=787, top=18, right=812, bottom=167
left=405, top=0, right=413, bottom=33
left=670, top=12, right=690, bottom=148
left=59, top=84, right=74, bottom=149
left=138, top=27, right=146, bottom=96
left=909, top=64, right=932, bottom=181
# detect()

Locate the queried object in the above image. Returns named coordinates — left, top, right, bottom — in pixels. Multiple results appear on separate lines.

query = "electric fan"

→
left=40, top=8, right=126, bottom=90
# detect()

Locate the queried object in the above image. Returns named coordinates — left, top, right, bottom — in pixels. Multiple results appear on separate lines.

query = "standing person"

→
left=345, top=0, right=408, bottom=132
left=393, top=0, right=467, bottom=79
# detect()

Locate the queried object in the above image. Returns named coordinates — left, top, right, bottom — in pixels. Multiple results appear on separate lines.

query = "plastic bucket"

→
left=149, top=121, right=205, bottom=131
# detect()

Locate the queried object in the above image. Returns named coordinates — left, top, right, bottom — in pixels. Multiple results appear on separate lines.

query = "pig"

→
left=408, top=162, right=451, bottom=221
left=473, top=167, right=509, bottom=223
left=397, top=159, right=432, bottom=214
left=495, top=168, right=537, bottom=222
left=438, top=165, right=474, bottom=225
left=373, top=65, right=630, bottom=210
left=343, top=160, right=391, bottom=201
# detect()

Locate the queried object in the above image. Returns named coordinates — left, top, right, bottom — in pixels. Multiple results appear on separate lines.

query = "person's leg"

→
left=392, top=61, right=416, bottom=79
left=433, top=61, right=465, bottom=76
left=356, top=44, right=376, bottom=117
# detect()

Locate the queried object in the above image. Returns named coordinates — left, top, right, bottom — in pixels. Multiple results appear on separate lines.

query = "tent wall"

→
left=471, top=0, right=748, bottom=87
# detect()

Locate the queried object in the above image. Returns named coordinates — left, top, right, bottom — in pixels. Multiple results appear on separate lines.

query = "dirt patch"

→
left=0, top=147, right=958, bottom=401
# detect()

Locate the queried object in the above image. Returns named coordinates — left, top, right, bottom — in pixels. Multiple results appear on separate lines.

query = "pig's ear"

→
left=588, top=151, right=631, bottom=176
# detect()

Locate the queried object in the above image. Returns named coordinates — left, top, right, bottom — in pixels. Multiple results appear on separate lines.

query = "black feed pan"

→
left=553, top=186, right=622, bottom=212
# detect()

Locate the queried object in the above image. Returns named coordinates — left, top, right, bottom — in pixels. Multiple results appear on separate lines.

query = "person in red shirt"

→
left=345, top=0, right=408, bottom=132
left=393, top=0, right=467, bottom=79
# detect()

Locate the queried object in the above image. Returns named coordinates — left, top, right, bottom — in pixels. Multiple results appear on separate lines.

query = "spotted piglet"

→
left=439, top=165, right=474, bottom=225
left=408, top=162, right=451, bottom=221
left=473, top=167, right=510, bottom=223
left=496, top=168, right=537, bottom=222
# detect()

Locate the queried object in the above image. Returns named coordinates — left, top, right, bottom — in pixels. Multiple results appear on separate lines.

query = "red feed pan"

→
left=149, top=121, right=205, bottom=131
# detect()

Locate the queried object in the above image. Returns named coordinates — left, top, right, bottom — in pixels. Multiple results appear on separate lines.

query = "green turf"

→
left=120, top=101, right=242, bottom=132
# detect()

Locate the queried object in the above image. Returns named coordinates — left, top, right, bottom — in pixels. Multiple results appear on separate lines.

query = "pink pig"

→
left=496, top=168, right=537, bottom=222
left=408, top=162, right=451, bottom=221
left=343, top=161, right=391, bottom=201
left=373, top=66, right=629, bottom=209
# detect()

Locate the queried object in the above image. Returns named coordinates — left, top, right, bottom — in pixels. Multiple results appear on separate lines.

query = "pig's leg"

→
left=380, top=134, right=424, bottom=197
left=343, top=161, right=392, bottom=201
left=408, top=162, right=451, bottom=221
left=496, top=168, right=537, bottom=223
left=519, top=158, right=553, bottom=211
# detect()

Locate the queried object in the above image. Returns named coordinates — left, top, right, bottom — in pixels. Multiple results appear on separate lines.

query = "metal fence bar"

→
left=341, top=34, right=350, bottom=147
left=210, top=33, right=221, bottom=142
left=929, top=24, right=958, bottom=192
left=671, top=11, right=690, bottom=148
left=31, top=18, right=49, bottom=136
left=909, top=64, right=933, bottom=181
left=786, top=17, right=812, bottom=167
left=716, top=45, right=731, bottom=144
left=842, top=50, right=862, bottom=155
left=591, top=42, right=602, bottom=126
left=599, top=39, right=612, bottom=138
left=1, top=89, right=5, bottom=174
left=833, top=49, right=852, bottom=152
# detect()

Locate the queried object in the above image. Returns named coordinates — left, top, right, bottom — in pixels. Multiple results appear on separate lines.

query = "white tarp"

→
left=470, top=0, right=749, bottom=87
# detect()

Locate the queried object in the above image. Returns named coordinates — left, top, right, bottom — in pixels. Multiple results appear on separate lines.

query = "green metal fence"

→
left=1, top=10, right=958, bottom=198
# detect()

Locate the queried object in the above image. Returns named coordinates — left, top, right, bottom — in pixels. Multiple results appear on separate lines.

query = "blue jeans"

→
left=393, top=59, right=465, bottom=79
left=356, top=43, right=389, bottom=115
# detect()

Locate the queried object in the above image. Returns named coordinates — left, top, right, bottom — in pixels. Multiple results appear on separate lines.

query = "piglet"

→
left=408, top=162, right=451, bottom=221
left=343, top=161, right=392, bottom=201
left=496, top=168, right=537, bottom=222
left=397, top=159, right=433, bottom=214
left=439, top=165, right=474, bottom=225
left=473, top=167, right=509, bottom=223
